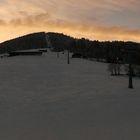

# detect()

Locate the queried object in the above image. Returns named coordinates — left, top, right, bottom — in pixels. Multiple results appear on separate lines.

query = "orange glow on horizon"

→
left=0, top=22, right=140, bottom=43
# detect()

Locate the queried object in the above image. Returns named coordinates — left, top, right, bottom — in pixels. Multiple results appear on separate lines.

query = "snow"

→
left=0, top=51, right=140, bottom=140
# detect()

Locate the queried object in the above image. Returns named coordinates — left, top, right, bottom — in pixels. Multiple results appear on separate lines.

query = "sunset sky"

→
left=0, top=0, right=140, bottom=42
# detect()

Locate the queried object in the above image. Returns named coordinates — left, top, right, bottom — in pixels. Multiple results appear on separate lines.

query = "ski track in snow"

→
left=0, top=51, right=140, bottom=140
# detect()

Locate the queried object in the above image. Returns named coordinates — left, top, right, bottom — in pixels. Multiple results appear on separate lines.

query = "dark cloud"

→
left=0, top=19, right=7, bottom=25
left=9, top=12, right=50, bottom=26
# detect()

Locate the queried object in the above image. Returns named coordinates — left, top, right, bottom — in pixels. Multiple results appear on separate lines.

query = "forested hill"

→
left=0, top=32, right=47, bottom=54
left=0, top=31, right=140, bottom=65
left=47, top=32, right=140, bottom=65
left=46, top=32, right=75, bottom=51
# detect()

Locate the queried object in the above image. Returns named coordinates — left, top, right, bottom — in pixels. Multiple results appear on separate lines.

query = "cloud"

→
left=9, top=12, right=50, bottom=26
left=0, top=19, right=7, bottom=25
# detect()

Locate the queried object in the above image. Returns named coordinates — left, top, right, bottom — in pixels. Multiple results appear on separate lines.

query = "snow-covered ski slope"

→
left=0, top=51, right=140, bottom=140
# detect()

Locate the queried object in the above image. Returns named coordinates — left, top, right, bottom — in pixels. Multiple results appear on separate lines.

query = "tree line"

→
left=47, top=32, right=140, bottom=65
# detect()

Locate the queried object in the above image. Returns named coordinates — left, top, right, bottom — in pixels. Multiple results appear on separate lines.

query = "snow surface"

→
left=0, top=51, right=140, bottom=140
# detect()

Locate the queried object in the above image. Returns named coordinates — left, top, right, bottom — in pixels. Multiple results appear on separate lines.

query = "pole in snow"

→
left=128, top=63, right=133, bottom=89
left=67, top=50, right=70, bottom=64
